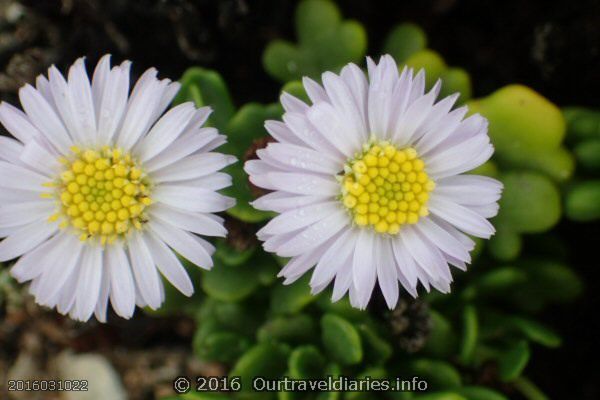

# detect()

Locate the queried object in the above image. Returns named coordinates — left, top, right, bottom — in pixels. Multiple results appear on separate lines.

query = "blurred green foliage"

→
left=158, top=1, right=594, bottom=399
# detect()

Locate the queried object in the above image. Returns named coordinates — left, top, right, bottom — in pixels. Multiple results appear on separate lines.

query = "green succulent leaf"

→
left=506, top=316, right=562, bottom=348
left=499, top=340, right=530, bottom=381
left=230, top=343, right=290, bottom=391
left=414, top=394, right=466, bottom=400
left=321, top=313, right=363, bottom=365
left=566, top=180, right=600, bottom=222
left=455, top=386, right=509, bottom=400
left=202, top=263, right=260, bottom=302
left=194, top=331, right=251, bottom=363
left=257, top=314, right=317, bottom=344
left=488, top=230, right=522, bottom=261
left=383, top=23, right=428, bottom=63
left=468, top=85, right=565, bottom=155
left=357, top=323, right=393, bottom=364
left=574, top=140, right=600, bottom=171
left=288, top=345, right=326, bottom=379
left=496, top=172, right=561, bottom=233
left=263, top=0, right=366, bottom=82
left=563, top=106, right=600, bottom=142
left=460, top=305, right=478, bottom=364
left=408, top=359, right=462, bottom=389
left=214, top=239, right=256, bottom=267
left=271, top=275, right=317, bottom=315
left=424, top=310, right=457, bottom=358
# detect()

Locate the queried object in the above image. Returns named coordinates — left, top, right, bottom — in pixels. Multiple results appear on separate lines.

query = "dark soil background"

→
left=1, top=0, right=599, bottom=398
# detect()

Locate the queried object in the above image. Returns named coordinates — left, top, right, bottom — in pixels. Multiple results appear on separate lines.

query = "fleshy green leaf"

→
left=468, top=85, right=565, bottom=155
left=257, top=314, right=317, bottom=344
left=499, top=340, right=530, bottom=381
left=262, top=0, right=366, bottom=82
left=574, top=140, right=600, bottom=171
left=194, top=331, right=251, bottom=363
left=424, top=310, right=457, bottom=358
left=383, top=23, right=428, bottom=63
left=488, top=230, right=522, bottom=261
left=496, top=172, right=561, bottom=233
left=408, top=359, right=462, bottom=389
left=202, top=263, right=260, bottom=302
left=230, top=343, right=290, bottom=391
left=507, top=317, right=562, bottom=348
left=566, top=180, right=600, bottom=222
left=271, top=275, right=317, bottom=315
left=459, top=305, right=478, bottom=364
left=455, top=386, right=509, bottom=400
left=321, top=314, right=363, bottom=365
left=288, top=345, right=326, bottom=379
left=357, top=323, right=393, bottom=364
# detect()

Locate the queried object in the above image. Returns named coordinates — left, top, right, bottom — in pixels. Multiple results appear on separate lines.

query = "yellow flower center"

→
left=340, top=141, right=435, bottom=235
left=46, top=146, right=152, bottom=245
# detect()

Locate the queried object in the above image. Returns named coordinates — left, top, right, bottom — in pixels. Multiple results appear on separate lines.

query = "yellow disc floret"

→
left=340, top=141, right=435, bottom=235
left=47, top=146, right=152, bottom=245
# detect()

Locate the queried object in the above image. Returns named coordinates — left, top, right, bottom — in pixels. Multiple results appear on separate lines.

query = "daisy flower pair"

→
left=0, top=54, right=501, bottom=322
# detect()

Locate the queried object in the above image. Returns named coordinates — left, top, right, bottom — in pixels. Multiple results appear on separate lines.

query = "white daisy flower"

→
left=0, top=55, right=236, bottom=321
left=245, top=55, right=502, bottom=309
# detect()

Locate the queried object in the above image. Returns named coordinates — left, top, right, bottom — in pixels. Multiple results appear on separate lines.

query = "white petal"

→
left=435, top=175, right=503, bottom=206
left=306, top=102, right=360, bottom=157
left=19, top=140, right=61, bottom=176
left=302, top=77, right=328, bottom=103
left=275, top=209, right=348, bottom=257
left=251, top=191, right=329, bottom=213
left=116, top=68, right=164, bottom=150
left=280, top=92, right=309, bottom=114
left=106, top=243, right=136, bottom=319
left=0, top=220, right=58, bottom=262
left=153, top=184, right=235, bottom=213
left=18, top=84, right=72, bottom=153
left=352, top=229, right=376, bottom=309
left=310, top=227, right=356, bottom=288
left=428, top=195, right=496, bottom=238
left=150, top=152, right=235, bottom=183
left=144, top=230, right=194, bottom=296
left=0, top=161, right=49, bottom=192
left=10, top=231, right=64, bottom=282
left=265, top=120, right=305, bottom=146
left=391, top=238, right=419, bottom=297
left=67, top=58, right=97, bottom=144
left=258, top=201, right=340, bottom=238
left=0, top=201, right=54, bottom=229
left=96, top=61, right=131, bottom=145
left=94, top=263, right=111, bottom=322
left=33, top=234, right=83, bottom=307
left=376, top=238, right=399, bottom=309
left=0, top=136, right=24, bottom=164
left=415, top=217, right=471, bottom=264
left=263, top=142, right=341, bottom=175
left=0, top=101, right=42, bottom=143
left=148, top=219, right=214, bottom=270
left=322, top=71, right=366, bottom=143
left=91, top=54, right=112, bottom=118
left=73, top=245, right=103, bottom=321
left=128, top=229, right=162, bottom=309
left=136, top=102, right=197, bottom=162
left=145, top=126, right=219, bottom=172
left=282, top=112, right=344, bottom=161
left=265, top=172, right=339, bottom=196
left=149, top=204, right=227, bottom=237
